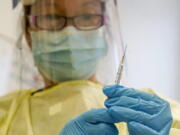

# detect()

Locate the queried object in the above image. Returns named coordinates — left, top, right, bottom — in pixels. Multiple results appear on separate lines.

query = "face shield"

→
left=3, top=0, right=125, bottom=92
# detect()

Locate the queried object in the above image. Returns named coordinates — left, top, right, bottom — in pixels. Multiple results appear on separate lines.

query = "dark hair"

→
left=24, top=5, right=32, bottom=47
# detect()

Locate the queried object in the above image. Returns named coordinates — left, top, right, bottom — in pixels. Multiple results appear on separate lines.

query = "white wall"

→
left=0, top=1, right=34, bottom=95
left=118, top=0, right=180, bottom=101
left=0, top=0, right=21, bottom=38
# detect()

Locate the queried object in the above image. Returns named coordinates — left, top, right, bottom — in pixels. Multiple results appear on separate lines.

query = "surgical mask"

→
left=30, top=27, right=108, bottom=83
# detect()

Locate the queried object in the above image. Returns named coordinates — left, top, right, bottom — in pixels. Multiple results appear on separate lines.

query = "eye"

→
left=74, top=14, right=103, bottom=30
left=35, top=15, right=66, bottom=30
left=80, top=15, right=95, bottom=21
left=37, top=15, right=61, bottom=24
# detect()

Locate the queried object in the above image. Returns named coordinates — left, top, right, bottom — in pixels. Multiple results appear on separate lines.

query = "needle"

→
left=115, top=45, right=127, bottom=85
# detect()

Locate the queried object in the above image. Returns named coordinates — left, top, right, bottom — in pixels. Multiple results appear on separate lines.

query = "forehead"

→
left=31, top=0, right=102, bottom=15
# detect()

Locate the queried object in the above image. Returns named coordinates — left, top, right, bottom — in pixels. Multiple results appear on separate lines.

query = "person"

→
left=0, top=0, right=180, bottom=134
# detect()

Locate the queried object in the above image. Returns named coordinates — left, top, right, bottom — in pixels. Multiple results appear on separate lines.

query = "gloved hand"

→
left=103, top=85, right=173, bottom=135
left=59, top=109, right=118, bottom=135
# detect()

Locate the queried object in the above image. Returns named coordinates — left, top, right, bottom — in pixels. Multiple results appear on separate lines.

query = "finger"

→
left=103, top=86, right=164, bottom=104
left=81, top=108, right=118, bottom=124
left=160, top=120, right=172, bottom=135
left=105, top=96, right=161, bottom=115
left=90, top=123, right=119, bottom=135
left=128, top=121, right=159, bottom=135
left=152, top=103, right=172, bottom=131
left=108, top=106, right=152, bottom=124
left=103, top=85, right=123, bottom=97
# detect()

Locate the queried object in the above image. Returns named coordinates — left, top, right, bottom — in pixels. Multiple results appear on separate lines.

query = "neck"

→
left=43, top=75, right=99, bottom=89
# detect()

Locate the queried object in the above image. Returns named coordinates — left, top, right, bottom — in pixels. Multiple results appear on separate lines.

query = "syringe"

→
left=115, top=45, right=127, bottom=85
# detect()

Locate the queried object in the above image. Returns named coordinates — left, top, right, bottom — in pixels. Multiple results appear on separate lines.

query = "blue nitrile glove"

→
left=59, top=109, right=118, bottom=135
left=103, top=85, right=173, bottom=135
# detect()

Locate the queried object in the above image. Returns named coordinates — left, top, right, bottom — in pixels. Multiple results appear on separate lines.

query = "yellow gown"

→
left=0, top=80, right=179, bottom=135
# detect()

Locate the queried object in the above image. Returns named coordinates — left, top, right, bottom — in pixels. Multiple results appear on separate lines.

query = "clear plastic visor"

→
left=8, top=0, right=124, bottom=91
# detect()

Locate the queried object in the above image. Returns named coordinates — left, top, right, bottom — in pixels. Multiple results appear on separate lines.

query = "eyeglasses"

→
left=28, top=14, right=104, bottom=31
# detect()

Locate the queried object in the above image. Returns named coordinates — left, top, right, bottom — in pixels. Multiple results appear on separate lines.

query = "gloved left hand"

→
left=103, top=85, right=173, bottom=135
left=59, top=109, right=118, bottom=135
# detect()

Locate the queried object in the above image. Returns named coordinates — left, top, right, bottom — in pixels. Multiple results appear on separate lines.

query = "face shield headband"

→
left=12, top=0, right=118, bottom=9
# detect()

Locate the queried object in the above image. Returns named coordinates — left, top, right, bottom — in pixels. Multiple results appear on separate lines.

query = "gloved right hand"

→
left=103, top=85, right=172, bottom=135
left=59, top=109, right=118, bottom=135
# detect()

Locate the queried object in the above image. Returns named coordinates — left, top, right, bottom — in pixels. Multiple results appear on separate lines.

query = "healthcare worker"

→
left=0, top=0, right=180, bottom=135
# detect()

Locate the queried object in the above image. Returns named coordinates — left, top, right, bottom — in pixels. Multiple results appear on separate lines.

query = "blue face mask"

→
left=30, top=27, right=108, bottom=83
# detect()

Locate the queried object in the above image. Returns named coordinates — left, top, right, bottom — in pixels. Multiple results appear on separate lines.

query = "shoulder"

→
left=0, top=89, right=35, bottom=103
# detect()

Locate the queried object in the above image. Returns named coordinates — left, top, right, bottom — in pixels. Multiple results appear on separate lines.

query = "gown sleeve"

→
left=0, top=91, right=21, bottom=134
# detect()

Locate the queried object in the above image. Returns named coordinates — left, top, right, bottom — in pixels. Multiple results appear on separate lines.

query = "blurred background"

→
left=118, top=0, right=180, bottom=102
left=0, top=0, right=180, bottom=101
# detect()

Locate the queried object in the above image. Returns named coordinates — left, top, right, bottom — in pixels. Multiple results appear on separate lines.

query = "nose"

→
left=65, top=17, right=74, bottom=27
